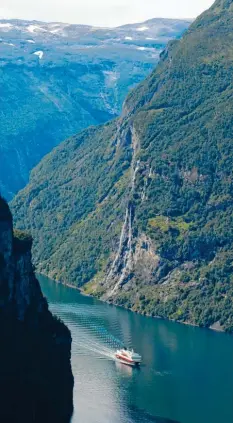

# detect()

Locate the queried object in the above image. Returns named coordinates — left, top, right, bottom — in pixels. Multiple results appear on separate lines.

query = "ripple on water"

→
left=49, top=303, right=124, bottom=360
left=39, top=276, right=233, bottom=423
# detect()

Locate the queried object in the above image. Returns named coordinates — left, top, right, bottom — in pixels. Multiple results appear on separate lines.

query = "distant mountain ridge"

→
left=13, top=0, right=233, bottom=330
left=0, top=17, right=190, bottom=199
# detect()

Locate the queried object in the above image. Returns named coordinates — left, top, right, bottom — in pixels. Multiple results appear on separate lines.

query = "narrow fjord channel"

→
left=38, top=275, right=233, bottom=423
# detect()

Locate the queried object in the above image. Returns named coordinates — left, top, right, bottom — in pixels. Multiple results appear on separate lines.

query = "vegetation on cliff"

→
left=12, top=0, right=233, bottom=332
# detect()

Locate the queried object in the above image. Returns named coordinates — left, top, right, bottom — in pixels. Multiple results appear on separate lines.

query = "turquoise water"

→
left=38, top=275, right=233, bottom=423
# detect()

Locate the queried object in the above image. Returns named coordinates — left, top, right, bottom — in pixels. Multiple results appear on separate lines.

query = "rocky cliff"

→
left=0, top=196, right=73, bottom=422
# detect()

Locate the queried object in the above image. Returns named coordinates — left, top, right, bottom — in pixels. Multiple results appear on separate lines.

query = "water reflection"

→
left=115, top=360, right=134, bottom=377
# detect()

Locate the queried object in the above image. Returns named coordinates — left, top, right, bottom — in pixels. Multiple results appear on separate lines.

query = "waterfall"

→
left=105, top=207, right=129, bottom=284
left=105, top=125, right=141, bottom=297
left=107, top=204, right=133, bottom=297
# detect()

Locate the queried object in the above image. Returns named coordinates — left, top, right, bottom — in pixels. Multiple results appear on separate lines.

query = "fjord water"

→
left=39, top=275, right=233, bottom=423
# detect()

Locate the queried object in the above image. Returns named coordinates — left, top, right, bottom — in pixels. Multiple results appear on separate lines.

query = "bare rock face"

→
left=13, top=241, right=44, bottom=320
left=0, top=218, right=13, bottom=305
left=0, top=196, right=74, bottom=423
left=0, top=200, right=45, bottom=319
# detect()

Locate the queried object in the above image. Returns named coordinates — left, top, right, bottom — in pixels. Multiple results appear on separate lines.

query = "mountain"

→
left=11, top=0, right=233, bottom=332
left=0, top=196, right=73, bottom=422
left=0, top=18, right=190, bottom=199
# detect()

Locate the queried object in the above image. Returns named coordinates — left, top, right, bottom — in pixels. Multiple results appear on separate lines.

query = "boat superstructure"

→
left=115, top=348, right=142, bottom=366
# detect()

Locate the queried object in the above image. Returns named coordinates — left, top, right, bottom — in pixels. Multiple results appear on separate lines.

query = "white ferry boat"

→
left=115, top=348, right=142, bottom=366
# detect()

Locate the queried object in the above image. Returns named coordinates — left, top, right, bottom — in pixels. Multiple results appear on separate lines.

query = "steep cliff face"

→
left=0, top=197, right=73, bottom=422
left=12, top=0, right=233, bottom=331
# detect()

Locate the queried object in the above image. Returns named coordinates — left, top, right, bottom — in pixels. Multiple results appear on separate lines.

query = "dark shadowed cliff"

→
left=12, top=0, right=233, bottom=331
left=0, top=196, right=73, bottom=422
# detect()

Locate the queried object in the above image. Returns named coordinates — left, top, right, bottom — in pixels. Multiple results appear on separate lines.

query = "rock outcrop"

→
left=0, top=196, right=73, bottom=422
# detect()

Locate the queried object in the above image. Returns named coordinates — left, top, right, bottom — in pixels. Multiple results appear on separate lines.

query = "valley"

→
left=12, top=0, right=233, bottom=332
left=3, top=1, right=233, bottom=423
left=0, top=17, right=190, bottom=198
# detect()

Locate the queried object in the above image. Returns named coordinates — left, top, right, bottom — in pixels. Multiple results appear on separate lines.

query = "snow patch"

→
left=137, top=46, right=156, bottom=52
left=26, top=39, right=35, bottom=44
left=125, top=36, right=133, bottom=40
left=0, top=23, right=12, bottom=29
left=136, top=26, right=149, bottom=32
left=3, top=42, right=14, bottom=46
left=33, top=50, right=44, bottom=59
left=146, top=37, right=154, bottom=40
left=27, top=25, right=47, bottom=33
left=50, top=28, right=61, bottom=34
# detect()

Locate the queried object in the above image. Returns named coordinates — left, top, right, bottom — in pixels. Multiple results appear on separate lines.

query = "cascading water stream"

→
left=105, top=125, right=141, bottom=296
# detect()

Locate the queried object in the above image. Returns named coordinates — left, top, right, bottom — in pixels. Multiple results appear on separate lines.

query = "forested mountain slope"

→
left=0, top=18, right=189, bottom=198
left=12, top=0, right=233, bottom=331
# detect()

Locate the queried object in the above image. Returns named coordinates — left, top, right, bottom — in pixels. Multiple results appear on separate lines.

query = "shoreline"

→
left=38, top=271, right=226, bottom=334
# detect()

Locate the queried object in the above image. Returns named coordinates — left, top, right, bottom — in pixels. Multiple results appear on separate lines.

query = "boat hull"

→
left=115, top=354, right=141, bottom=367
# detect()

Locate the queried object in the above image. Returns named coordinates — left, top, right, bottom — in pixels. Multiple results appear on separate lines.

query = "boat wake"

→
left=73, top=339, right=115, bottom=360
left=49, top=303, right=125, bottom=361
left=48, top=302, right=172, bottom=376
